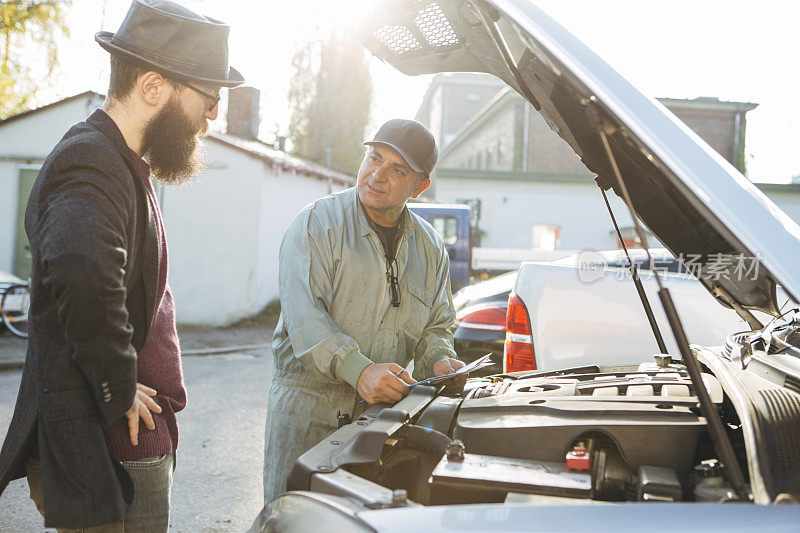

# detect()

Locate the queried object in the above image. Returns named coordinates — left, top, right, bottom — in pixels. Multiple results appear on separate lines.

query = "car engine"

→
left=291, top=354, right=759, bottom=507
left=424, top=364, right=723, bottom=503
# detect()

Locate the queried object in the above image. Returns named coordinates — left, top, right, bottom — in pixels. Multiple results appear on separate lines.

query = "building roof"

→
left=755, top=182, right=800, bottom=193
left=415, top=72, right=504, bottom=124
left=208, top=132, right=353, bottom=185
left=657, top=96, right=758, bottom=112
left=0, top=91, right=353, bottom=184
left=438, top=86, right=516, bottom=160
left=439, top=90, right=761, bottom=163
left=0, top=91, right=103, bottom=128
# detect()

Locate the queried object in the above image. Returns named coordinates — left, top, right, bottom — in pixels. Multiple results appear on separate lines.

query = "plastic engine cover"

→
left=453, top=371, right=714, bottom=476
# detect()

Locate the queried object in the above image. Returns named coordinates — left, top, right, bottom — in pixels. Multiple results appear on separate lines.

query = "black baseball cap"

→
left=364, top=119, right=438, bottom=178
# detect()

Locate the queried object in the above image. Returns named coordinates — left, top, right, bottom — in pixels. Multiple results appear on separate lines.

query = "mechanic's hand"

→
left=125, top=383, right=162, bottom=446
left=356, top=363, right=416, bottom=405
left=434, top=358, right=468, bottom=392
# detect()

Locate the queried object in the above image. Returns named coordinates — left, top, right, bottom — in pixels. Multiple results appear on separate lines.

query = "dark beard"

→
left=141, top=95, right=208, bottom=185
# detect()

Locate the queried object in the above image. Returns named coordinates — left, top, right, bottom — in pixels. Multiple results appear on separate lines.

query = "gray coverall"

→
left=263, top=187, right=456, bottom=503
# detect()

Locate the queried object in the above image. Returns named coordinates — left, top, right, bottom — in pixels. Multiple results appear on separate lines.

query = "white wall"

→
left=435, top=175, right=635, bottom=250
left=256, top=170, right=345, bottom=312
left=161, top=139, right=349, bottom=326
left=161, top=140, right=265, bottom=326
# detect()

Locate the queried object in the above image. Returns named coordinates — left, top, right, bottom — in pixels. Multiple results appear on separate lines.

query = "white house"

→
left=0, top=90, right=352, bottom=326
left=417, top=74, right=800, bottom=251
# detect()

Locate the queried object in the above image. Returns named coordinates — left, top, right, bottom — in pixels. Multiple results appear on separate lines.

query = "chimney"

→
left=226, top=86, right=261, bottom=139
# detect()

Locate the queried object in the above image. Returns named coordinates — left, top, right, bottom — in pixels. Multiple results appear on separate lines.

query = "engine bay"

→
left=347, top=361, right=740, bottom=505
left=288, top=351, right=781, bottom=507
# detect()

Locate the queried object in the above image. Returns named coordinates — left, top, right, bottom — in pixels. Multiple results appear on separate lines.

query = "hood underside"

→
left=353, top=0, right=800, bottom=316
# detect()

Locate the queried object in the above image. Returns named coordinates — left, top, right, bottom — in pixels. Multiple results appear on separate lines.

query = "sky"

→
left=29, top=0, right=800, bottom=183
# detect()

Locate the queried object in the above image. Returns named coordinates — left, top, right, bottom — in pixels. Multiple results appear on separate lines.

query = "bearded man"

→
left=0, top=1, right=243, bottom=530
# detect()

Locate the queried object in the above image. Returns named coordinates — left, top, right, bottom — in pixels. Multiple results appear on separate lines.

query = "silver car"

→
left=251, top=1, right=800, bottom=530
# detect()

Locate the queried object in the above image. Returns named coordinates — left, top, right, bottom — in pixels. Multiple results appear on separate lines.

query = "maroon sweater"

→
left=102, top=152, right=187, bottom=461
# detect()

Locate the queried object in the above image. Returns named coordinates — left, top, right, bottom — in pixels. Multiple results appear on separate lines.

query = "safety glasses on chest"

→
left=385, top=257, right=400, bottom=307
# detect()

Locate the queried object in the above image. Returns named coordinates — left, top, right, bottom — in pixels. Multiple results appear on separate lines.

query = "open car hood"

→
left=353, top=0, right=800, bottom=316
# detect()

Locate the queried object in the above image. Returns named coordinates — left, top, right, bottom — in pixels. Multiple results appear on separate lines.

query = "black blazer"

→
left=0, top=109, right=160, bottom=528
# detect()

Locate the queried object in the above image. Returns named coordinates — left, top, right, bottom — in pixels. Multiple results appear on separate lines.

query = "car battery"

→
left=429, top=452, right=592, bottom=505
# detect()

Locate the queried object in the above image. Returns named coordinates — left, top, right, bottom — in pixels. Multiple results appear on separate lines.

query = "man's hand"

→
left=125, top=383, right=162, bottom=446
left=356, top=363, right=416, bottom=405
left=434, top=358, right=467, bottom=392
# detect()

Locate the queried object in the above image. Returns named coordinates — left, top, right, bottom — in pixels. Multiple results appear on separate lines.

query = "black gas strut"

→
left=598, top=184, right=668, bottom=355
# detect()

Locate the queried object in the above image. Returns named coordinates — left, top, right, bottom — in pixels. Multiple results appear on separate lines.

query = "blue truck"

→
left=407, top=203, right=472, bottom=293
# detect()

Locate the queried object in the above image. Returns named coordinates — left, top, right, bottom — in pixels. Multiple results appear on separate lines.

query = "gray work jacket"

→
left=264, top=187, right=458, bottom=502
left=272, top=186, right=457, bottom=388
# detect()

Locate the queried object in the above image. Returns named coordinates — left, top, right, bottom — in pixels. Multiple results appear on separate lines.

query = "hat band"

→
left=111, top=35, right=230, bottom=81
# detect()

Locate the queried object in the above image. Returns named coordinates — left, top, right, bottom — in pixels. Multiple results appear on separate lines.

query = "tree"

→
left=288, top=30, right=372, bottom=175
left=1, top=1, right=70, bottom=119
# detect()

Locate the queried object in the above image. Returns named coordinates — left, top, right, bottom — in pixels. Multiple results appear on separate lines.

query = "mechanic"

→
left=0, top=1, right=243, bottom=530
left=263, top=119, right=467, bottom=503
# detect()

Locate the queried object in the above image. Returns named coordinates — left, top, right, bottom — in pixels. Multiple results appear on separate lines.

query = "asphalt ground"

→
left=0, top=324, right=273, bottom=370
left=0, top=325, right=275, bottom=532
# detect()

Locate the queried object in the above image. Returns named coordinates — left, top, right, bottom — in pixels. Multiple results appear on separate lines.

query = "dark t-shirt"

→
left=374, top=222, right=399, bottom=258
left=359, top=199, right=404, bottom=260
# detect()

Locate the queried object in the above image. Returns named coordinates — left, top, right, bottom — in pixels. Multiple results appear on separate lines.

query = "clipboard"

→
left=408, top=353, right=493, bottom=389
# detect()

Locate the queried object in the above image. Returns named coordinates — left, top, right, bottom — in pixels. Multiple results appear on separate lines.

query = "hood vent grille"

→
left=416, top=3, right=459, bottom=48
left=374, top=24, right=423, bottom=56
left=372, top=2, right=461, bottom=58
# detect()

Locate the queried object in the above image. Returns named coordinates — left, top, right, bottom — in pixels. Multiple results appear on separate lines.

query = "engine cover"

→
left=453, top=370, right=719, bottom=476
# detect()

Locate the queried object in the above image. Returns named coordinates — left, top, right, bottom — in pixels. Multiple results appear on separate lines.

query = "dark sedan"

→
left=452, top=270, right=516, bottom=374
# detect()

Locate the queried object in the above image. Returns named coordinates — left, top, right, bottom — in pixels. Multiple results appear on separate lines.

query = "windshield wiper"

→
left=586, top=102, right=750, bottom=501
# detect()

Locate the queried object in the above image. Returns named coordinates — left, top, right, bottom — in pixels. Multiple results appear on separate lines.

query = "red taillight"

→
left=455, top=305, right=507, bottom=331
left=504, top=293, right=535, bottom=372
left=505, top=294, right=531, bottom=335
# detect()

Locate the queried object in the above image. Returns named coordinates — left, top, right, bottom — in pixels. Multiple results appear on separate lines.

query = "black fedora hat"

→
left=95, top=0, right=244, bottom=87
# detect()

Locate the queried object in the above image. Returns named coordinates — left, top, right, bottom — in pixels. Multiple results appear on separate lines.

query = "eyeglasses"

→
left=174, top=79, right=221, bottom=112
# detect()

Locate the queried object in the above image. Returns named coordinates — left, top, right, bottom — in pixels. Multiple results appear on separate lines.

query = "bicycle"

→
left=1, top=279, right=30, bottom=339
